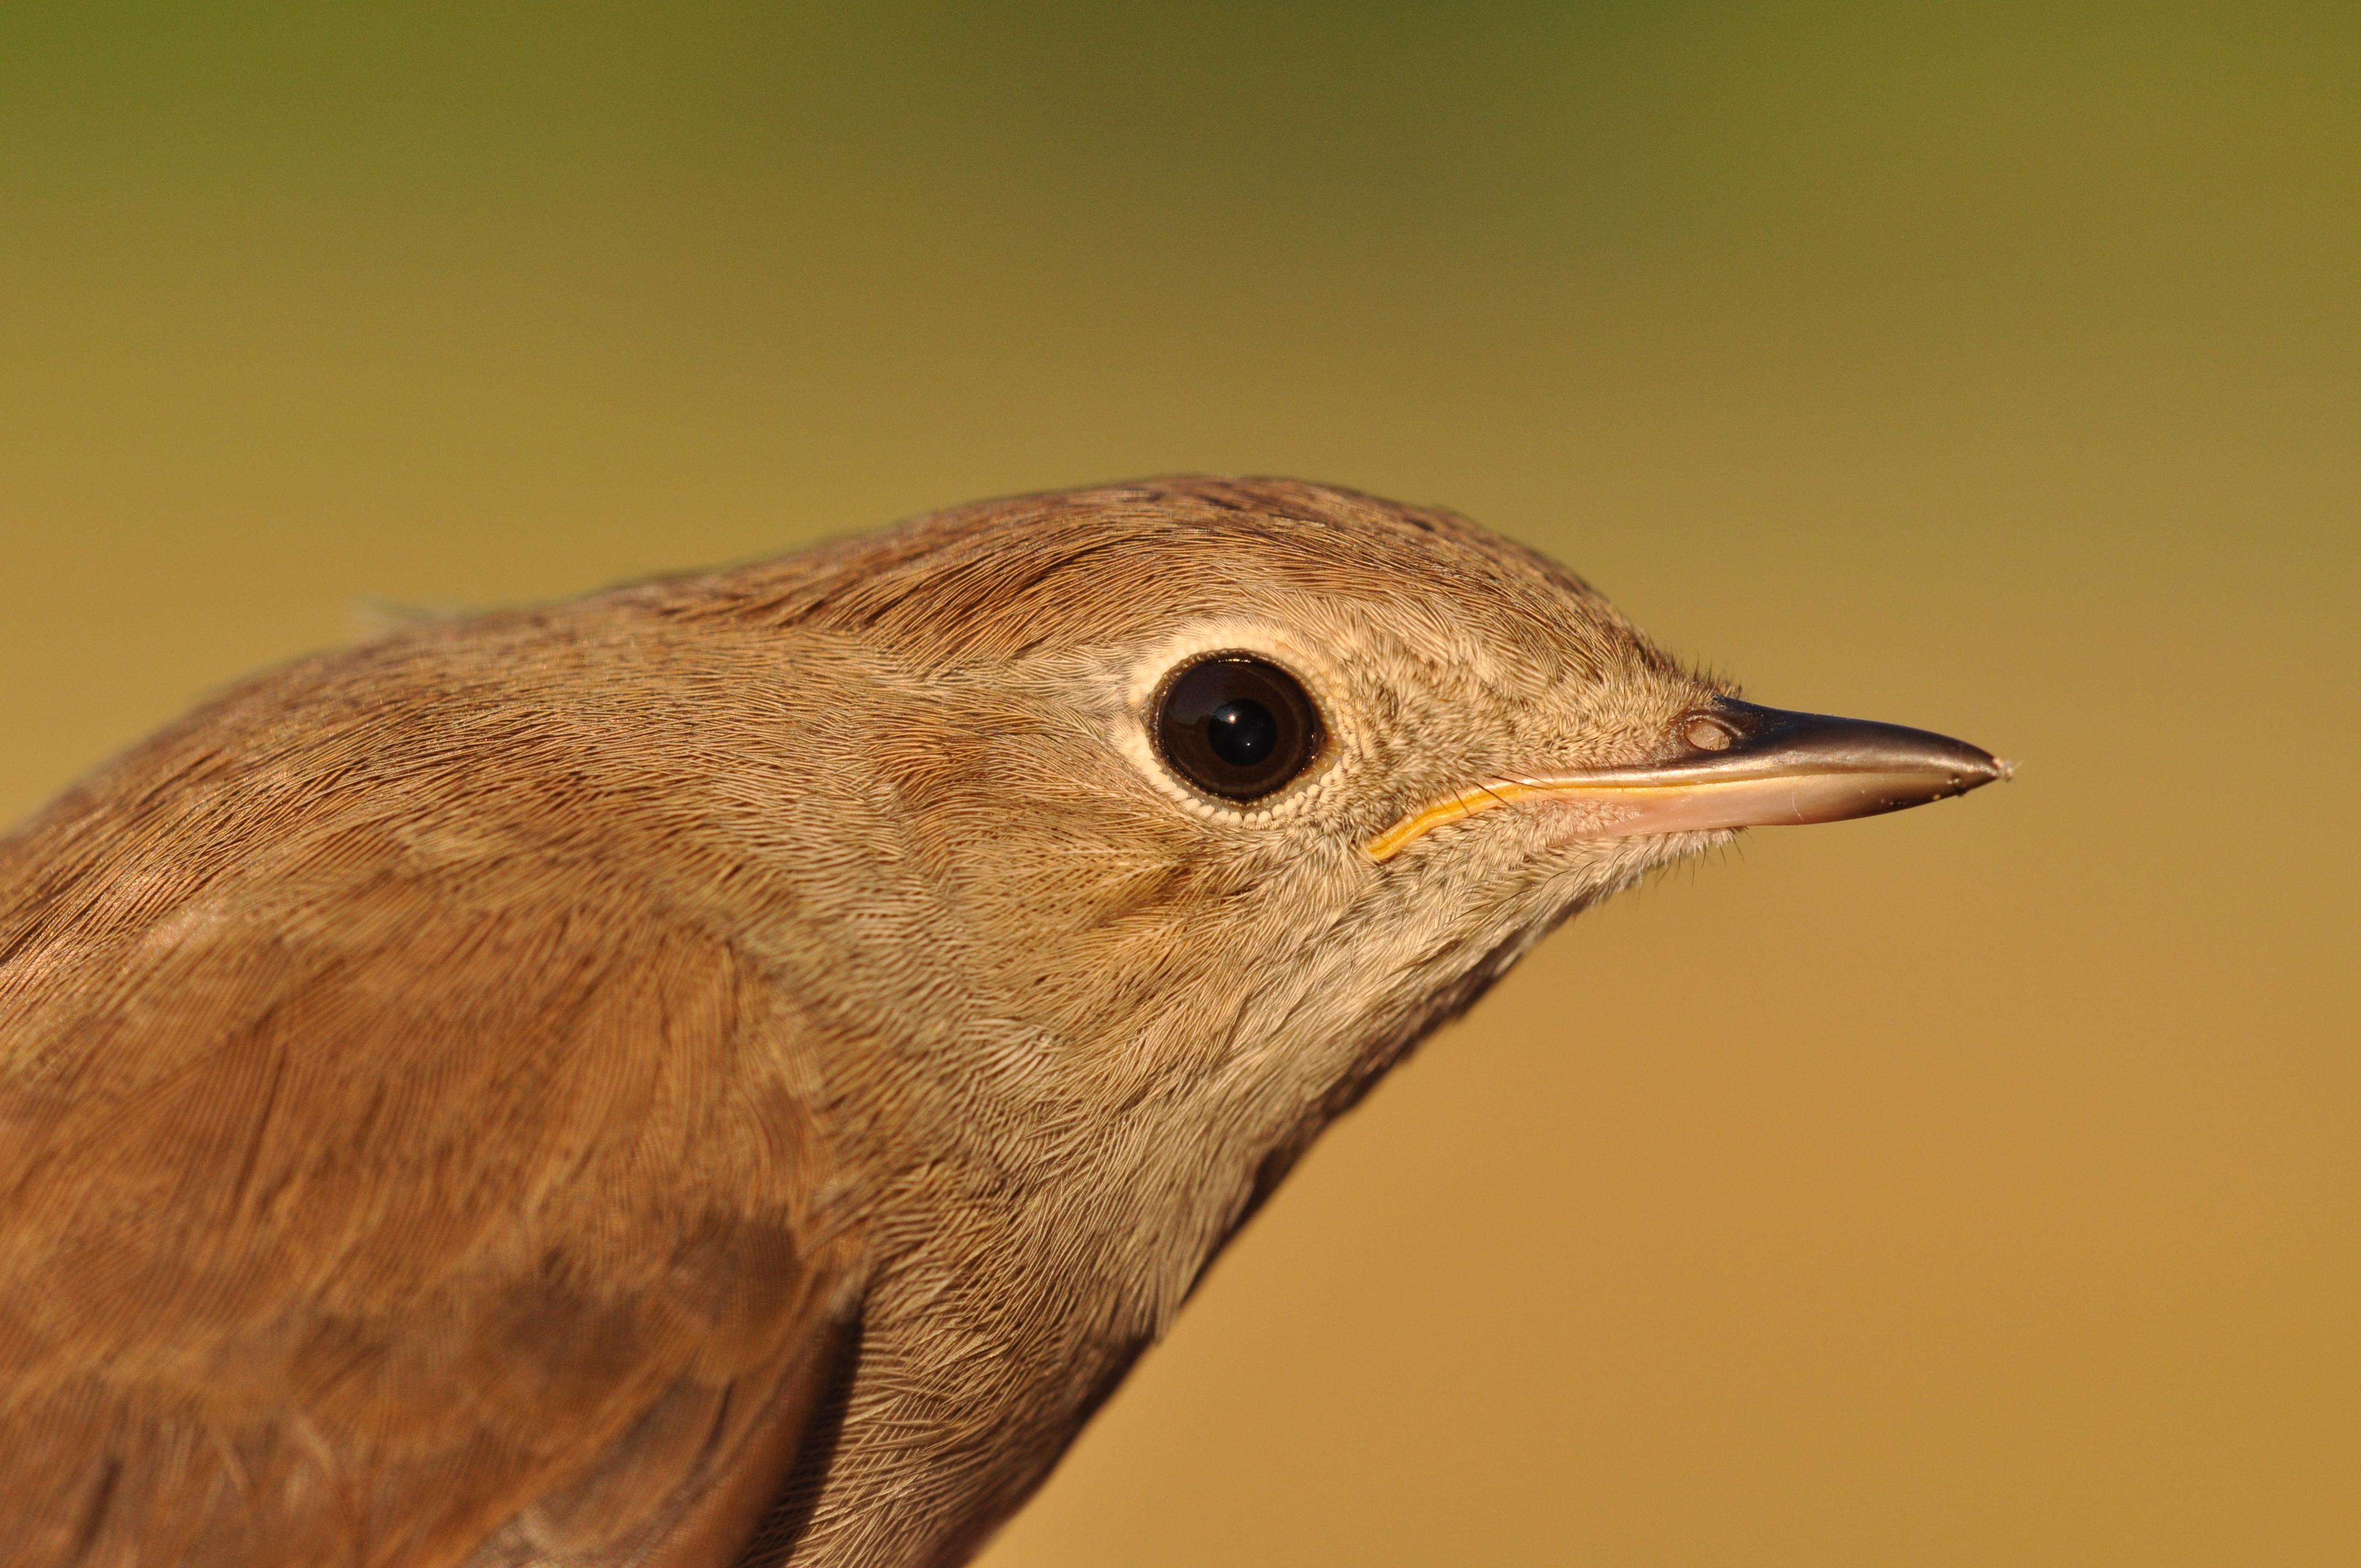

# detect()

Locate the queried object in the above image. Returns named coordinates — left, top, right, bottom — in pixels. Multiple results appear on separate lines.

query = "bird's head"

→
left=659, top=478, right=2002, bottom=1281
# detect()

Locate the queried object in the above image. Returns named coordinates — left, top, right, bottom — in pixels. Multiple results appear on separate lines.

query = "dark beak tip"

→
left=1954, top=748, right=2014, bottom=791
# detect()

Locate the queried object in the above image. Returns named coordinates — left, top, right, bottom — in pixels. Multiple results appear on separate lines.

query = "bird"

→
left=0, top=477, right=2005, bottom=1567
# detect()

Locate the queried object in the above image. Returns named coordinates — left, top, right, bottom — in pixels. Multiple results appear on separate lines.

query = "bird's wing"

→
left=0, top=831, right=862, bottom=1568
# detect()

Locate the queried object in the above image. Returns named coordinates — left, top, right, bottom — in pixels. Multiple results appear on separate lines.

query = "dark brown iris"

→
left=1155, top=656, right=1324, bottom=802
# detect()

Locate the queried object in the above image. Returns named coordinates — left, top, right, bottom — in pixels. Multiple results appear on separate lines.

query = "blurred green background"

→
left=3, top=4, right=2355, bottom=1564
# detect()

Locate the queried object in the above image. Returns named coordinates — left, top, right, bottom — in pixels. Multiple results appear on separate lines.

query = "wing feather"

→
left=0, top=816, right=860, bottom=1568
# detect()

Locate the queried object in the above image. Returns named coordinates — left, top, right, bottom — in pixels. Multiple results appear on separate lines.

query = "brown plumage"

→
left=0, top=478, right=2003, bottom=1566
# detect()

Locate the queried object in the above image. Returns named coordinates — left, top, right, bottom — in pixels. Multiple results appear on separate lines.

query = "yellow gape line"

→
left=1363, top=780, right=1579, bottom=862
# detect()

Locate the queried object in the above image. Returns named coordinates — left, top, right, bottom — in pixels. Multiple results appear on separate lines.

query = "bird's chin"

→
left=1464, top=824, right=1733, bottom=986
left=1538, top=812, right=1737, bottom=875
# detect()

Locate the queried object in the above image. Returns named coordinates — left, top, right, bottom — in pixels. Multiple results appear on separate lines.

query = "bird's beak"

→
left=1363, top=699, right=2011, bottom=863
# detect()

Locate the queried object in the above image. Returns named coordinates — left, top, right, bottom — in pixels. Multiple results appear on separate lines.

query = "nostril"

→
left=1683, top=716, right=1735, bottom=753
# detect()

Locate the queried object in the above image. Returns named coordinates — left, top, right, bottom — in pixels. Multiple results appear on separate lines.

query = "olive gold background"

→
left=3, top=6, right=2354, bottom=1564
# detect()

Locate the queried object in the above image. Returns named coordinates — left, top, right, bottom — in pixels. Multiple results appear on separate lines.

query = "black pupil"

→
left=1155, top=655, right=1323, bottom=802
left=1206, top=700, right=1277, bottom=766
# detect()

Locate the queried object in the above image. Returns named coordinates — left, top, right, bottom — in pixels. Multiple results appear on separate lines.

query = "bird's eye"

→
left=1155, top=655, right=1325, bottom=802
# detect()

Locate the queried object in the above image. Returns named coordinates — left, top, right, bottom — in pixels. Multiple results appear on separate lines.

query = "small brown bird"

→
left=0, top=478, right=2003, bottom=1567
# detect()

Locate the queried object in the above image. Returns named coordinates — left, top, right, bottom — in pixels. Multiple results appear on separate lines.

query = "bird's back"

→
left=0, top=617, right=866, bottom=1567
